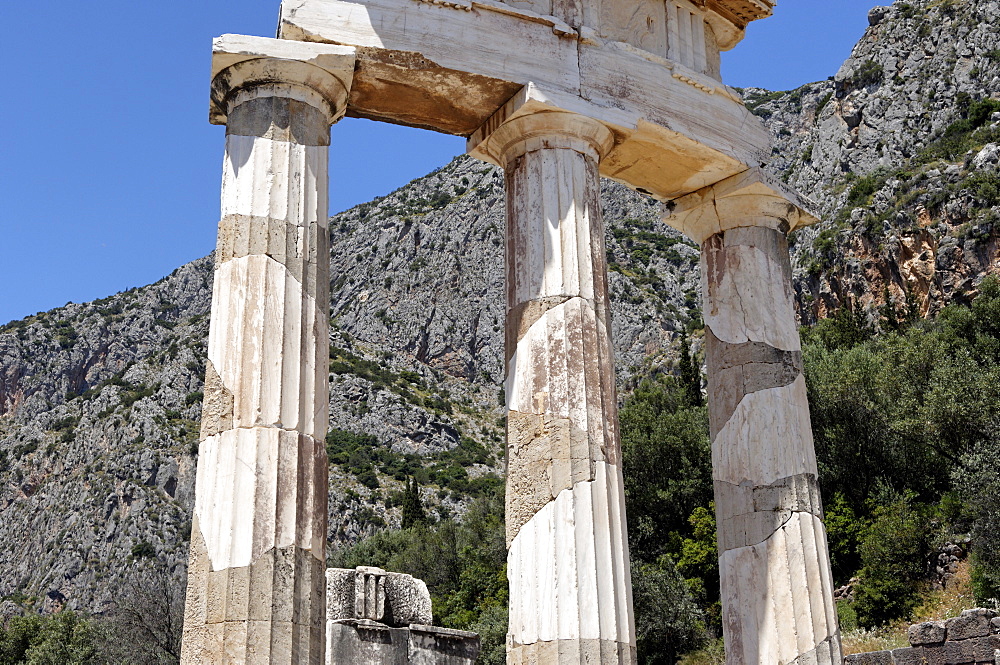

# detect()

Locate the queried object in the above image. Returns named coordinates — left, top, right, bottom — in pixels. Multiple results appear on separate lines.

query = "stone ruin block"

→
left=946, top=608, right=998, bottom=642
left=910, top=620, right=947, bottom=646
left=849, top=610, right=1000, bottom=665
left=327, top=566, right=433, bottom=627
left=844, top=650, right=892, bottom=664
left=325, top=567, right=479, bottom=665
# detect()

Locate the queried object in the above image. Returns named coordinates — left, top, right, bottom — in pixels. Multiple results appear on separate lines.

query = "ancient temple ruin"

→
left=181, top=1, right=842, bottom=663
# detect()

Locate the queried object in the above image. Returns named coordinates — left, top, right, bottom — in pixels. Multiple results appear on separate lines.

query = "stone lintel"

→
left=664, top=167, right=821, bottom=244
left=210, top=34, right=356, bottom=125
left=278, top=0, right=774, bottom=199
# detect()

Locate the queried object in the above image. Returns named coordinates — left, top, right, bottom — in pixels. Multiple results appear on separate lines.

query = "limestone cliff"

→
left=1, top=0, right=998, bottom=620
left=744, top=0, right=1000, bottom=322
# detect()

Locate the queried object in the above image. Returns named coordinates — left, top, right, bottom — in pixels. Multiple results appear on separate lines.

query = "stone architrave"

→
left=180, top=35, right=355, bottom=664
left=665, top=168, right=842, bottom=665
left=476, top=110, right=635, bottom=664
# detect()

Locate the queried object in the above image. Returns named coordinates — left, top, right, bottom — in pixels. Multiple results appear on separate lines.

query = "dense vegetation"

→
left=330, top=276, right=1000, bottom=662
left=5, top=280, right=998, bottom=662
left=0, top=567, right=183, bottom=665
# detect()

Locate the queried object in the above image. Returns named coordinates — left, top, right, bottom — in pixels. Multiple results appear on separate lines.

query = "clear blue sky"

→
left=0, top=0, right=883, bottom=325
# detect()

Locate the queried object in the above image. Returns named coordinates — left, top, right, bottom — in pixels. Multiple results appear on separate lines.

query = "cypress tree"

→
left=401, top=476, right=426, bottom=528
left=678, top=330, right=703, bottom=407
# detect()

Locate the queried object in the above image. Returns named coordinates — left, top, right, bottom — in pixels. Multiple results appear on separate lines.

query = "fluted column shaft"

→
left=182, top=40, right=353, bottom=664
left=485, top=112, right=636, bottom=665
left=702, top=220, right=842, bottom=665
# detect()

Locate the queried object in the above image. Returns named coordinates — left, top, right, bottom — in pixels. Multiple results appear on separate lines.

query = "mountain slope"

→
left=743, top=0, right=1000, bottom=322
left=2, top=0, right=999, bottom=622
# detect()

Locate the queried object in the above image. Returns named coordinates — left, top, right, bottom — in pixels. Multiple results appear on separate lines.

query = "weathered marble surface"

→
left=326, top=567, right=433, bottom=628
left=478, top=112, right=636, bottom=664
left=665, top=178, right=839, bottom=665
left=181, top=36, right=356, bottom=665
left=278, top=0, right=775, bottom=200
left=325, top=567, right=478, bottom=664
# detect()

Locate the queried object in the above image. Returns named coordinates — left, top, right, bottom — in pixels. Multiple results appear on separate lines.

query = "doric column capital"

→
left=209, top=34, right=356, bottom=126
left=474, top=110, right=615, bottom=168
left=663, top=166, right=820, bottom=245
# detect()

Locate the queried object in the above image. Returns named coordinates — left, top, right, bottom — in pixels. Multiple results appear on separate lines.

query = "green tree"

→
left=620, top=374, right=712, bottom=563
left=400, top=476, right=426, bottom=529
left=853, top=492, right=928, bottom=628
left=0, top=611, right=97, bottom=665
left=678, top=331, right=703, bottom=407
left=632, top=556, right=707, bottom=664
left=952, top=436, right=1000, bottom=602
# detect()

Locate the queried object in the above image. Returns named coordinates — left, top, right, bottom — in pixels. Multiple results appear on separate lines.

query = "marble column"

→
left=666, top=170, right=842, bottom=665
left=477, top=111, right=637, bottom=665
left=181, top=36, right=355, bottom=665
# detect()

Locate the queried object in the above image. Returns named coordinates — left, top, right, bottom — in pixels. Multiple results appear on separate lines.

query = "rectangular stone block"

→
left=408, top=625, right=480, bottom=665
left=967, top=635, right=1000, bottom=661
left=327, top=620, right=409, bottom=665
left=948, top=609, right=996, bottom=641
left=943, top=637, right=977, bottom=664
left=911, top=620, right=948, bottom=645
left=918, top=644, right=949, bottom=665
left=844, top=650, right=892, bottom=665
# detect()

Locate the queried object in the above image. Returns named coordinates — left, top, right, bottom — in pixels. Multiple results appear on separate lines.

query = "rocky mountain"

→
left=0, top=154, right=697, bottom=616
left=743, top=0, right=1000, bottom=322
left=1, top=0, right=998, bottom=623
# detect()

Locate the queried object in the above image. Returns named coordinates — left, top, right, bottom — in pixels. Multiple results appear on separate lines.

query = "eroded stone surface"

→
left=182, top=41, right=348, bottom=664
left=908, top=620, right=946, bottom=646
left=325, top=567, right=433, bottom=628
left=485, top=113, right=635, bottom=663
left=182, top=522, right=327, bottom=665
left=947, top=608, right=997, bottom=641
left=199, top=360, right=234, bottom=439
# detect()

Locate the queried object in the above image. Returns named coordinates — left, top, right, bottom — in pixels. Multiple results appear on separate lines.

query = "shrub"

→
left=853, top=60, right=884, bottom=88
left=853, top=493, right=929, bottom=628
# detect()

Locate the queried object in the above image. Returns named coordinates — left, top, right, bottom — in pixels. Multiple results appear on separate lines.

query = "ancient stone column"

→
left=181, top=36, right=355, bottom=665
left=477, top=111, right=637, bottom=665
left=667, top=170, right=842, bottom=665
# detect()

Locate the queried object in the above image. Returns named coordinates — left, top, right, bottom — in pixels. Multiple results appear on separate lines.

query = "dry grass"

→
left=677, top=562, right=986, bottom=661
left=842, top=560, right=978, bottom=655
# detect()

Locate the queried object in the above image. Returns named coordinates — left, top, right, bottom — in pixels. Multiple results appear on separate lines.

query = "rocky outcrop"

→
left=0, top=154, right=698, bottom=615
left=745, top=0, right=1000, bottom=324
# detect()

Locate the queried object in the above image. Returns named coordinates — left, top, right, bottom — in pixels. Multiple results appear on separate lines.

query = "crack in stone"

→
left=706, top=327, right=802, bottom=438
left=715, top=473, right=823, bottom=551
